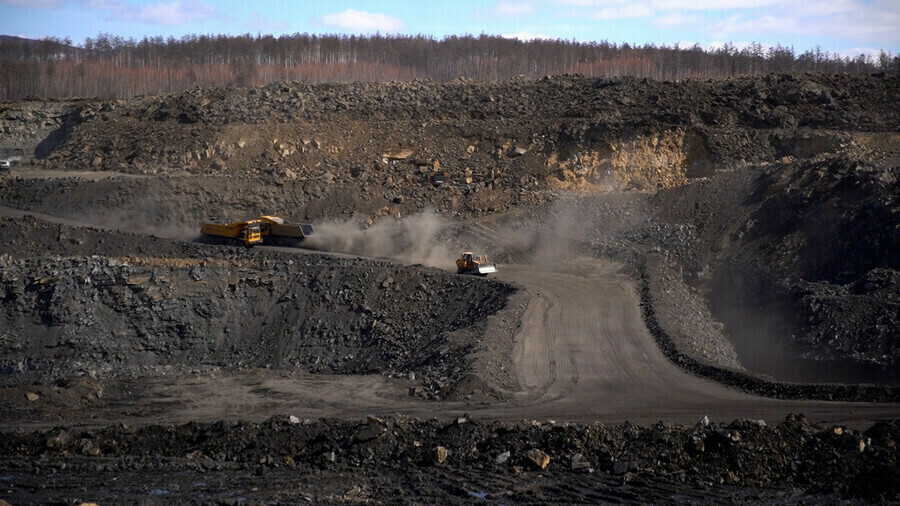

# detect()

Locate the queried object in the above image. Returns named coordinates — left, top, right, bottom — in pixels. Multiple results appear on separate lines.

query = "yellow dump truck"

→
left=456, top=251, right=498, bottom=276
left=200, top=215, right=314, bottom=247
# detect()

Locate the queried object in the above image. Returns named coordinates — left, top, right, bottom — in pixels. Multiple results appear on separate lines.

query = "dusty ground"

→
left=0, top=73, right=898, bottom=503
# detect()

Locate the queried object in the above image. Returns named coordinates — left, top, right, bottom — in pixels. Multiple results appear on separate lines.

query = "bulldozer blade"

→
left=477, top=264, right=498, bottom=274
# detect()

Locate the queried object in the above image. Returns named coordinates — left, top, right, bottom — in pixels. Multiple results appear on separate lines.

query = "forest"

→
left=1, top=32, right=897, bottom=100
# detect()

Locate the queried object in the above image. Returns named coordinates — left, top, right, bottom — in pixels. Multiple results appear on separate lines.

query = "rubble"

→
left=0, top=218, right=514, bottom=399
left=1, top=414, right=897, bottom=503
left=0, top=73, right=897, bottom=503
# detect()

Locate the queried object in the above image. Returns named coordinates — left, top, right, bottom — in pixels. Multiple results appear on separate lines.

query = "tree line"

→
left=1, top=32, right=896, bottom=100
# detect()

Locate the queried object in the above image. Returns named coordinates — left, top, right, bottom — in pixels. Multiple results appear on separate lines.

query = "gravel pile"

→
left=1, top=414, right=897, bottom=503
left=0, top=218, right=515, bottom=400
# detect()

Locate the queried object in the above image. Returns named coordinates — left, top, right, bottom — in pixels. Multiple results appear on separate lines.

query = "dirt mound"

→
left=1, top=414, right=897, bottom=503
left=646, top=152, right=900, bottom=383
left=0, top=218, right=515, bottom=401
left=2, top=74, right=897, bottom=222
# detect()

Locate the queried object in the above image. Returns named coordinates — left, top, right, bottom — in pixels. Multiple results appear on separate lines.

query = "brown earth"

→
left=0, top=73, right=898, bottom=503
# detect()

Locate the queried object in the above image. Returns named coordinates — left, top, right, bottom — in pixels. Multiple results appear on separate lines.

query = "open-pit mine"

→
left=1, top=73, right=898, bottom=503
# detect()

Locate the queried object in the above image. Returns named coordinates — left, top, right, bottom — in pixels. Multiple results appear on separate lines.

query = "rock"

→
left=432, top=445, right=448, bottom=465
left=570, top=453, right=591, bottom=470
left=495, top=451, right=511, bottom=464
left=80, top=439, right=101, bottom=456
left=354, top=417, right=386, bottom=442
left=46, top=430, right=70, bottom=449
left=698, top=415, right=710, bottom=427
left=288, top=415, right=300, bottom=424
left=612, top=459, right=634, bottom=475
left=525, top=448, right=550, bottom=470
left=510, top=146, right=528, bottom=157
left=25, top=392, right=39, bottom=401
left=688, top=436, right=706, bottom=453
left=383, top=147, right=415, bottom=160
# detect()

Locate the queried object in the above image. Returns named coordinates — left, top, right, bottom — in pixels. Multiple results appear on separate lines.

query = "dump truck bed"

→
left=267, top=221, right=314, bottom=238
left=259, top=215, right=314, bottom=238
left=200, top=221, right=249, bottom=238
left=200, top=215, right=313, bottom=247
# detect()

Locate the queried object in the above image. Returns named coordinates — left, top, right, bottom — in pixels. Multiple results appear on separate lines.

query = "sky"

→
left=1, top=0, right=897, bottom=59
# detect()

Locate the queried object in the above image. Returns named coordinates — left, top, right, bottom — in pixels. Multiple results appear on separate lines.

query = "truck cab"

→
left=239, top=222, right=263, bottom=246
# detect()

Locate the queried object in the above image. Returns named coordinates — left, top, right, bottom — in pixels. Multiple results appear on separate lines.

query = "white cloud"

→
left=495, top=2, right=537, bottom=16
left=245, top=12, right=289, bottom=33
left=649, top=0, right=780, bottom=10
left=710, top=14, right=796, bottom=40
left=316, top=8, right=405, bottom=33
left=547, top=0, right=899, bottom=50
left=798, top=1, right=900, bottom=47
left=83, top=0, right=121, bottom=9
left=0, top=0, right=64, bottom=7
left=591, top=4, right=652, bottom=19
left=551, top=0, right=628, bottom=6
left=652, top=12, right=701, bottom=29
left=551, top=0, right=779, bottom=9
left=83, top=0, right=216, bottom=26
left=775, top=0, right=858, bottom=18
left=834, top=47, right=882, bottom=59
left=136, top=1, right=215, bottom=25
left=706, top=2, right=899, bottom=50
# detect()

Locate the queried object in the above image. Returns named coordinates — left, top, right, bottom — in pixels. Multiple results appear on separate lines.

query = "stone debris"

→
left=431, top=445, right=449, bottom=465
left=526, top=448, right=550, bottom=470
left=0, top=223, right=514, bottom=400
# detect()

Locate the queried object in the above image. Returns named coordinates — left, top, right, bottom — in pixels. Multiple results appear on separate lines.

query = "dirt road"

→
left=1, top=204, right=896, bottom=429
left=59, top=252, right=897, bottom=430
left=489, top=262, right=899, bottom=425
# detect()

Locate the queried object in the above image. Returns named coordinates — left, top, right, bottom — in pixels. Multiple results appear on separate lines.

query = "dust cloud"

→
left=63, top=196, right=198, bottom=241
left=305, top=211, right=457, bottom=269
left=530, top=198, right=583, bottom=265
left=468, top=194, right=640, bottom=267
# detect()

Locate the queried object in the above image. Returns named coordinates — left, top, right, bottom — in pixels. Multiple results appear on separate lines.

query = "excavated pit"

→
left=0, top=217, right=515, bottom=401
left=1, top=73, right=898, bottom=503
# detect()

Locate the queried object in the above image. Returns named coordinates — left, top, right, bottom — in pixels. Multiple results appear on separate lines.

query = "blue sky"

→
left=1, top=0, right=897, bottom=58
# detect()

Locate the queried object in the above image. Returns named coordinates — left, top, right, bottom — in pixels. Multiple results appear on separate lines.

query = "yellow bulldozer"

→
left=456, top=251, right=498, bottom=276
left=200, top=215, right=314, bottom=247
